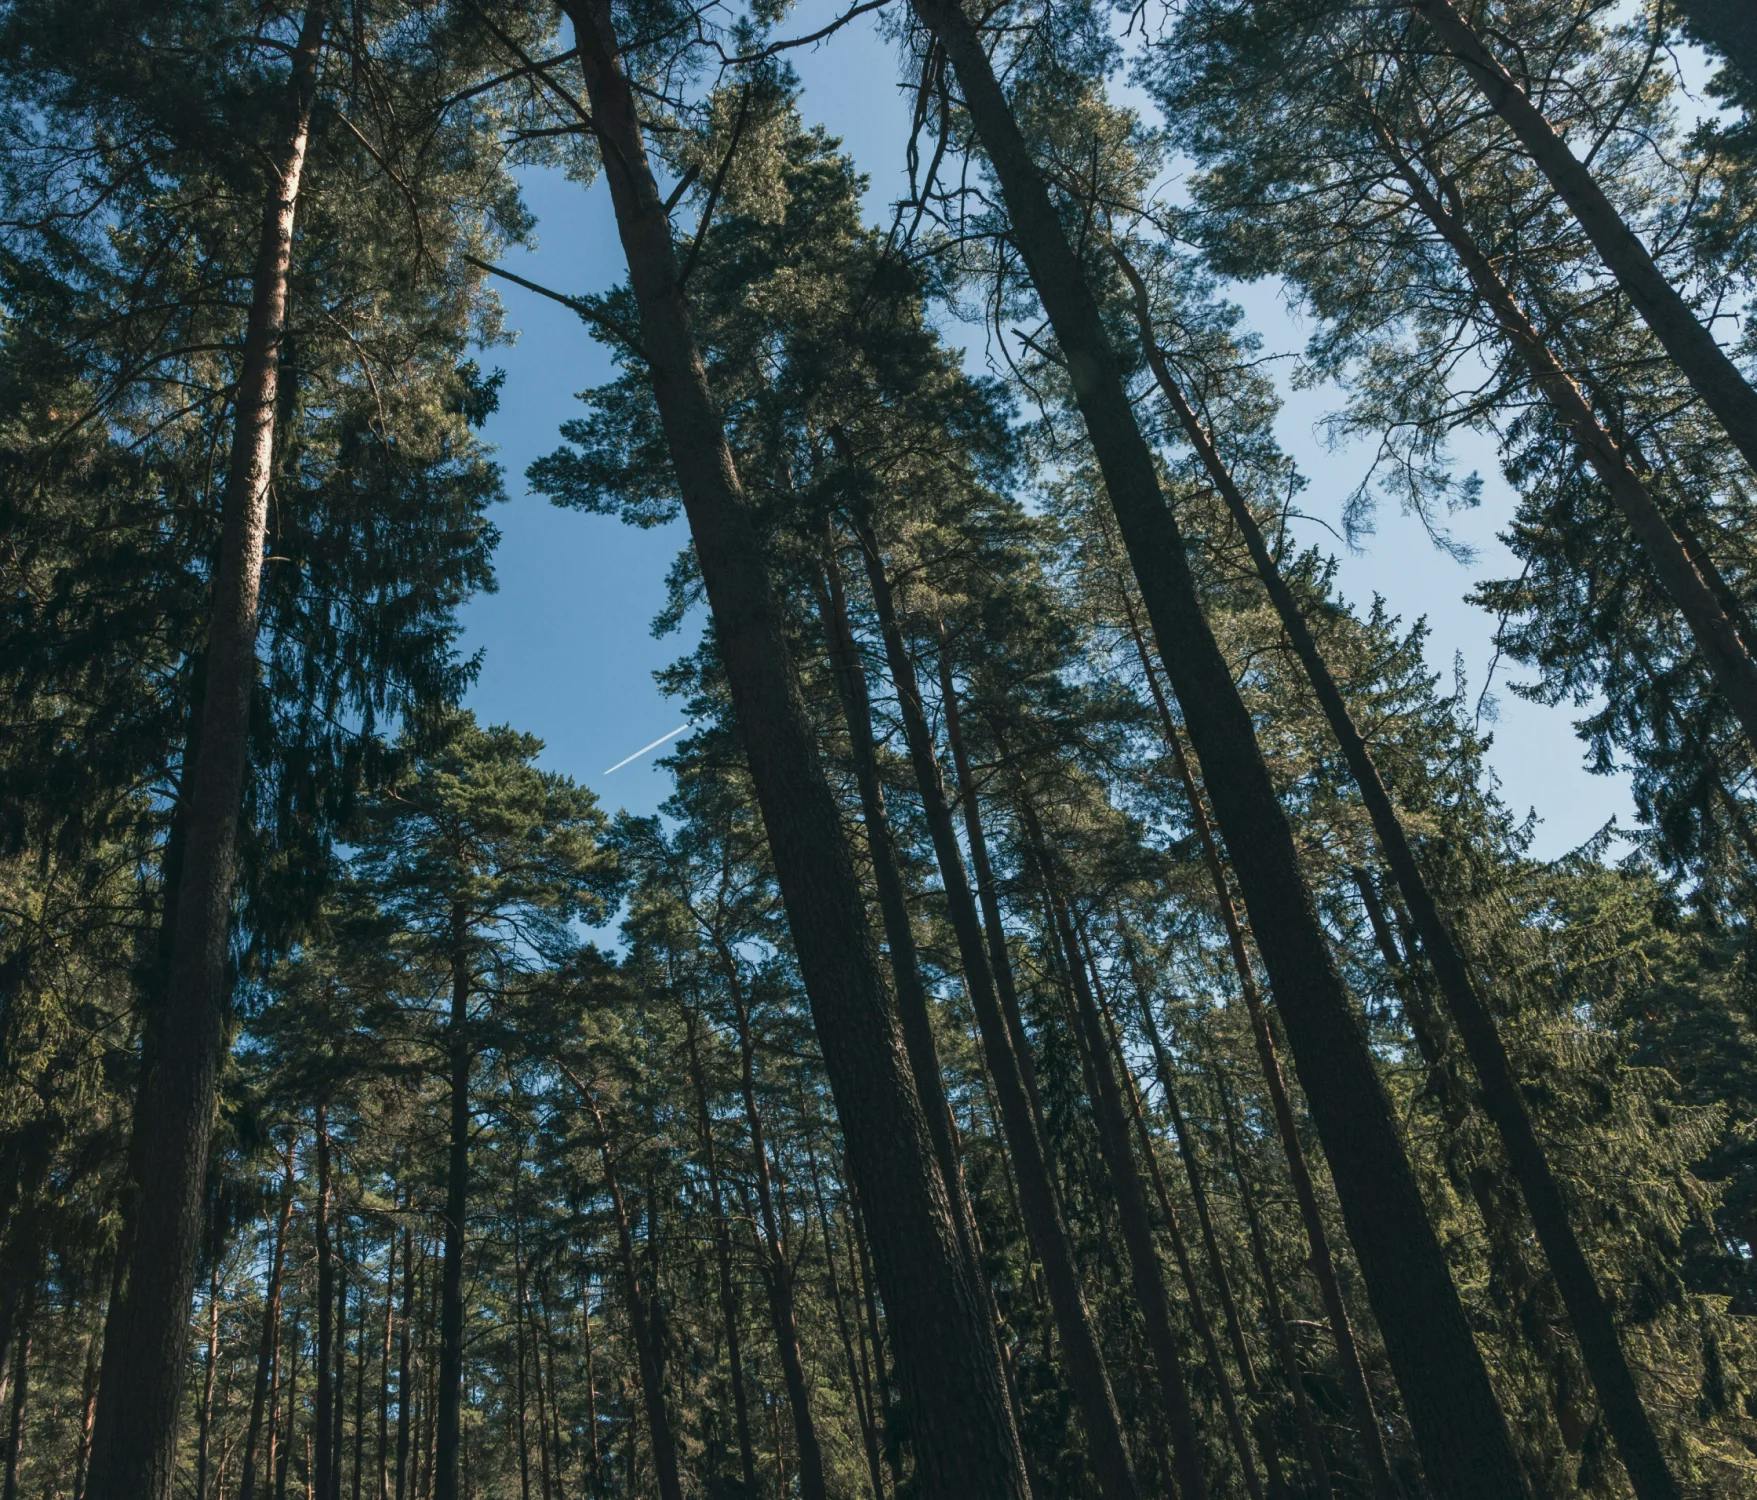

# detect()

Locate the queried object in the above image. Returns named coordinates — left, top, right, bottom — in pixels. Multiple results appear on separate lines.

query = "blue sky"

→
left=458, top=3, right=1637, bottom=855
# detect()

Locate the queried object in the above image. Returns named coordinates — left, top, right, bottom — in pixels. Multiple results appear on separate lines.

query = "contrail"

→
left=602, top=723, right=688, bottom=776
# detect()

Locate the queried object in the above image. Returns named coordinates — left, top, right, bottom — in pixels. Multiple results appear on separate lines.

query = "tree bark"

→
left=1116, top=218, right=1679, bottom=1499
left=395, top=1230, right=413, bottom=1500
left=1410, top=0, right=1757, bottom=491
left=315, top=1107, right=338, bottom=1500
left=559, top=2, right=1031, bottom=1489
left=85, top=14, right=326, bottom=1493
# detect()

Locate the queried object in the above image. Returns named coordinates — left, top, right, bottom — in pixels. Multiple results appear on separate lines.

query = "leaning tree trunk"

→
left=849, top=514, right=1144, bottom=1500
left=85, top=12, right=326, bottom=1495
left=558, top=2, right=1030, bottom=1490
left=1410, top=0, right=1757, bottom=495
left=1113, top=219, right=1678, bottom=1500
left=907, top=4, right=1523, bottom=1489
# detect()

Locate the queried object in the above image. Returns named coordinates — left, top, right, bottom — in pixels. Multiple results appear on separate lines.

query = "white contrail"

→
left=601, top=724, right=688, bottom=776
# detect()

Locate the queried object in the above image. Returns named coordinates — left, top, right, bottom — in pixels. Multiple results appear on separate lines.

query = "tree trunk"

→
left=197, top=1254, right=223, bottom=1500
left=1, top=1304, right=29, bottom=1500
left=1018, top=803, right=1213, bottom=1500
left=241, top=1139, right=297, bottom=1500
left=572, top=1084, right=683, bottom=1500
left=379, top=1226, right=394, bottom=1500
left=1410, top=0, right=1757, bottom=488
left=74, top=1311, right=101, bottom=1500
left=722, top=971, right=828, bottom=1500
left=852, top=517, right=1147, bottom=1500
left=396, top=1230, right=413, bottom=1500
left=1120, top=216, right=1679, bottom=1499
left=436, top=907, right=472, bottom=1500
left=911, top=4, right=1525, bottom=1488
left=1118, top=593, right=1397, bottom=1497
left=682, top=1013, right=759, bottom=1494
left=85, top=15, right=326, bottom=1494
left=315, top=1107, right=337, bottom=1500
left=1211, top=1064, right=1335, bottom=1500
left=560, top=2, right=1030, bottom=1489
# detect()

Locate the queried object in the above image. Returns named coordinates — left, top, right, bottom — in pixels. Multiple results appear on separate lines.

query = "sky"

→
left=457, top=2, right=1640, bottom=857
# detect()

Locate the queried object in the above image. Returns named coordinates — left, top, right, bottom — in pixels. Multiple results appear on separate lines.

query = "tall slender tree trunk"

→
left=558, top=2, right=1030, bottom=1489
left=74, top=1311, right=102, bottom=1500
left=1211, top=1064, right=1335, bottom=1500
left=1409, top=0, right=1757, bottom=490
left=241, top=1140, right=297, bottom=1500
left=395, top=1230, right=413, bottom=1500
left=682, top=1013, right=759, bottom=1494
left=436, top=907, right=472, bottom=1500
left=851, top=515, right=1145, bottom=1500
left=85, top=14, right=326, bottom=1493
left=910, top=5, right=1525, bottom=1489
left=379, top=1226, right=394, bottom=1500
left=1117, top=594, right=1396, bottom=1498
left=1115, top=219, right=1678, bottom=1499
left=722, top=971, right=828, bottom=1500
left=570, top=1083, right=682, bottom=1500
left=807, top=1139, right=887, bottom=1500
left=315, top=1108, right=337, bottom=1500
left=1, top=1303, right=29, bottom=1500
left=197, top=1254, right=223, bottom=1500
left=1018, top=803, right=1213, bottom=1500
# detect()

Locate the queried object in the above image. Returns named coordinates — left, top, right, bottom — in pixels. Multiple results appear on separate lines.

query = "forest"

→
left=3, top=0, right=1757, bottom=1496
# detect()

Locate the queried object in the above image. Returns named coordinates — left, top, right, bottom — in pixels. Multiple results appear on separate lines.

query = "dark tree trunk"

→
left=1117, top=224, right=1678, bottom=1499
left=682, top=1013, right=759, bottom=1494
left=1, top=1302, right=29, bottom=1500
left=852, top=517, right=1144, bottom=1500
left=395, top=1229, right=413, bottom=1500
left=807, top=1141, right=887, bottom=1500
left=436, top=909, right=472, bottom=1500
left=722, top=973, right=827, bottom=1500
left=241, top=1140, right=297, bottom=1500
left=1211, top=1065, right=1335, bottom=1500
left=1119, top=596, right=1396, bottom=1497
left=74, top=1309, right=102, bottom=1500
left=379, top=1225, right=394, bottom=1500
left=573, top=1084, right=683, bottom=1500
left=196, top=1254, right=222, bottom=1500
left=909, top=7, right=1525, bottom=1487
left=85, top=16, right=326, bottom=1494
left=560, top=1, right=1030, bottom=1490
left=1019, top=807, right=1213, bottom=1500
left=315, top=1108, right=337, bottom=1500
left=1410, top=0, right=1757, bottom=492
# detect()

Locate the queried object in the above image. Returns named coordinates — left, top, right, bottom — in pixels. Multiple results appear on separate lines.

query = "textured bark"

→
left=1411, top=0, right=1757, bottom=491
left=854, top=523, right=1145, bottom=1500
left=85, top=14, right=326, bottom=1494
left=395, top=1231, right=412, bottom=1500
left=1117, top=222, right=1677, bottom=1498
left=560, top=2, right=1031, bottom=1489
left=1, top=1306, right=29, bottom=1500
